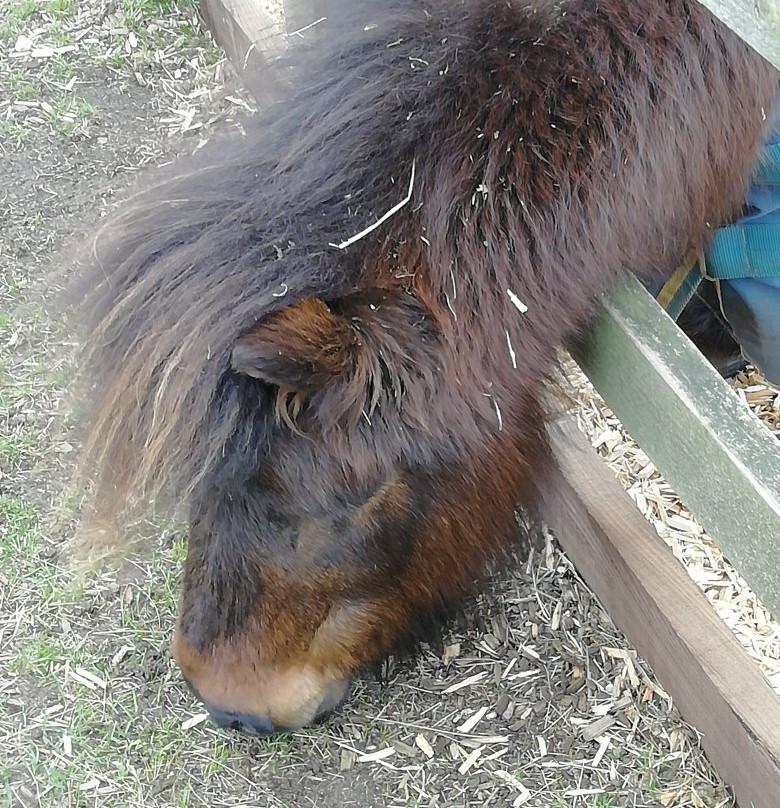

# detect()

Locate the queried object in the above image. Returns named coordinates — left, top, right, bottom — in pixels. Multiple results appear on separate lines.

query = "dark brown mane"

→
left=74, top=0, right=776, bottom=541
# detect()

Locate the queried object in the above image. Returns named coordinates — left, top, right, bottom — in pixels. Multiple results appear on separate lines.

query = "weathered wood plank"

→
left=574, top=276, right=780, bottom=620
left=542, top=416, right=780, bottom=808
left=696, top=0, right=780, bottom=71
left=199, top=0, right=288, bottom=103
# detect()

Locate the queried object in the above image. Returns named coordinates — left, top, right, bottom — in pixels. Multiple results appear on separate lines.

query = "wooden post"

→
left=199, top=0, right=287, bottom=102
left=199, top=1, right=319, bottom=104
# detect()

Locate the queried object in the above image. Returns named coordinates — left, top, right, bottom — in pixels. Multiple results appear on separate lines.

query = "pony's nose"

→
left=202, top=691, right=345, bottom=736
left=175, top=637, right=353, bottom=733
left=205, top=704, right=275, bottom=737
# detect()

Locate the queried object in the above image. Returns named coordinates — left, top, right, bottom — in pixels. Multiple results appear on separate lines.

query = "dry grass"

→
left=2, top=1, right=776, bottom=806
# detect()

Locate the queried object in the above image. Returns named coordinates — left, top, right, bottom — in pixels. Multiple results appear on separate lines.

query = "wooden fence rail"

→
left=697, top=0, right=780, bottom=70
left=574, top=277, right=780, bottom=619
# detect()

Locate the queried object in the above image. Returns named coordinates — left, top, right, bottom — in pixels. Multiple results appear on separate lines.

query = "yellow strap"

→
left=656, top=247, right=704, bottom=310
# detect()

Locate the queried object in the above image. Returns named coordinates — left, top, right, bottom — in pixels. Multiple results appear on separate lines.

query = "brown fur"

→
left=71, top=0, right=778, bottom=731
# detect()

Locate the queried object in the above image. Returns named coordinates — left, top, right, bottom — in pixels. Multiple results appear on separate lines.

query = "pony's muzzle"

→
left=200, top=684, right=349, bottom=736
left=177, top=651, right=352, bottom=735
left=205, top=705, right=275, bottom=736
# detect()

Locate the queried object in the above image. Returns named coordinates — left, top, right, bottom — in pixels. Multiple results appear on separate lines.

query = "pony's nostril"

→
left=206, top=705, right=275, bottom=737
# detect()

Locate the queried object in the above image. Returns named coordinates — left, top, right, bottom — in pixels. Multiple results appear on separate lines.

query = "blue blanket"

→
left=705, top=103, right=780, bottom=383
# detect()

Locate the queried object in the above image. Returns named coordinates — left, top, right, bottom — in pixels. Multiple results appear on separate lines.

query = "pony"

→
left=71, top=0, right=778, bottom=734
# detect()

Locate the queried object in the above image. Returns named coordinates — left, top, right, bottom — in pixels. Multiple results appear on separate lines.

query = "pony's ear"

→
left=231, top=297, right=358, bottom=392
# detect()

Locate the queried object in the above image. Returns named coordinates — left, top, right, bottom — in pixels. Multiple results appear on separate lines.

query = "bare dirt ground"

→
left=1, top=2, right=773, bottom=807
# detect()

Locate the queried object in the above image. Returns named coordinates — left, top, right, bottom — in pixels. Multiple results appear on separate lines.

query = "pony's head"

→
left=166, top=289, right=543, bottom=733
left=74, top=161, right=545, bottom=732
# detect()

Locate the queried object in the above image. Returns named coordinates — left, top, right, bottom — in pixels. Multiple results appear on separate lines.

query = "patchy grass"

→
left=0, top=0, right=220, bottom=150
left=0, top=1, right=241, bottom=800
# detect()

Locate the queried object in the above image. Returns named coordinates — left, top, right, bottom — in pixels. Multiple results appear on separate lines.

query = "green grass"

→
left=0, top=507, right=199, bottom=807
left=639, top=746, right=663, bottom=799
left=44, top=20, right=70, bottom=46
left=12, top=0, right=39, bottom=21
left=0, top=497, right=43, bottom=565
left=7, top=74, right=40, bottom=100
left=48, top=56, right=74, bottom=82
left=9, top=634, right=67, bottom=675
left=0, top=0, right=269, bottom=805
left=48, top=0, right=76, bottom=17
left=0, top=120, right=30, bottom=146
left=0, top=0, right=76, bottom=44
left=0, top=2, right=35, bottom=43
left=0, top=0, right=219, bottom=150
left=119, top=0, right=197, bottom=15
left=0, top=431, right=46, bottom=467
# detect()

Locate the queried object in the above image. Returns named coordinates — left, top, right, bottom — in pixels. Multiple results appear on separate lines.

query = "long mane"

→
left=71, top=0, right=778, bottom=541
left=73, top=3, right=422, bottom=525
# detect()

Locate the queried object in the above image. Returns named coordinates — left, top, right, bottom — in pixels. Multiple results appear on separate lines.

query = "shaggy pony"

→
left=72, top=0, right=778, bottom=733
